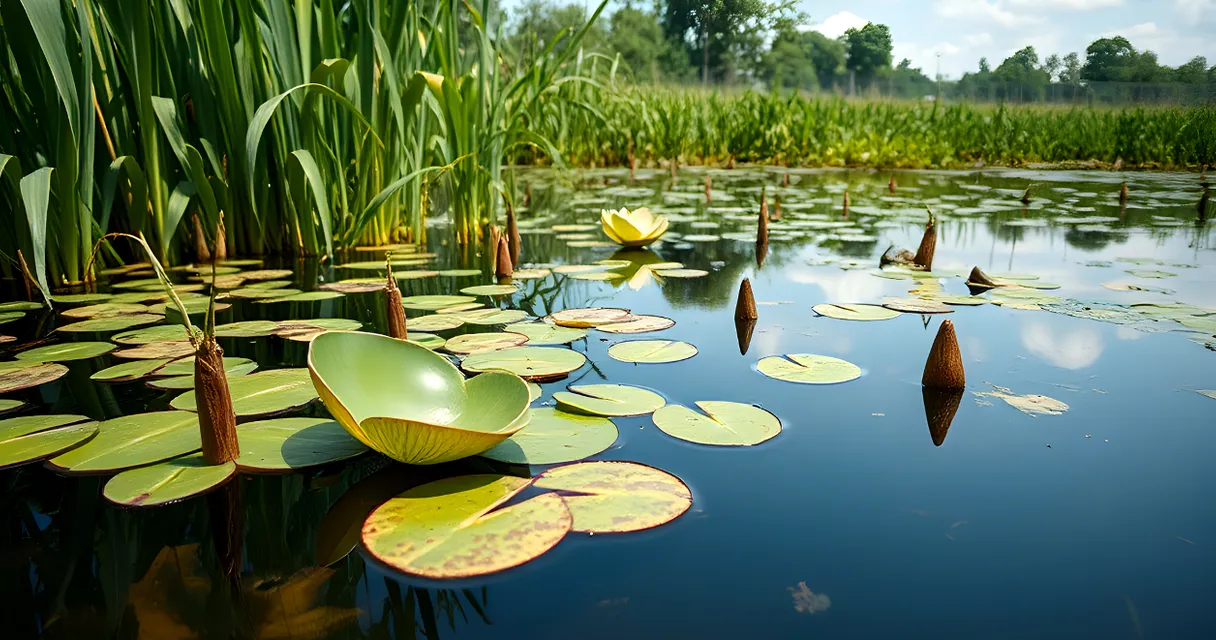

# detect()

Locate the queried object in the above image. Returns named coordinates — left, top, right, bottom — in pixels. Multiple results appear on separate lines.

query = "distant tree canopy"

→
left=843, top=23, right=892, bottom=83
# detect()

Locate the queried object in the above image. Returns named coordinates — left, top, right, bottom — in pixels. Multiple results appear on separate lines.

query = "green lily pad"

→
left=653, top=268, right=708, bottom=278
left=550, top=307, right=631, bottom=328
left=451, top=309, right=530, bottom=326
left=438, top=269, right=483, bottom=277
left=218, top=259, right=264, bottom=267
left=1196, top=390, right=1215, bottom=401
left=114, top=341, right=196, bottom=359
left=511, top=269, right=551, bottom=279
left=111, top=277, right=166, bottom=290
left=56, top=314, right=164, bottom=333
left=976, top=385, right=1069, bottom=417
left=435, top=302, right=486, bottom=314
left=214, top=320, right=281, bottom=338
left=362, top=474, right=571, bottom=579
left=154, top=356, right=252, bottom=377
left=52, top=293, right=114, bottom=305
left=0, top=399, right=24, bottom=416
left=936, top=295, right=989, bottom=306
left=569, top=271, right=621, bottom=281
left=114, top=324, right=192, bottom=345
left=171, top=369, right=317, bottom=418
left=91, top=358, right=174, bottom=383
left=48, top=411, right=202, bottom=474
left=273, top=318, right=365, bottom=341
left=532, top=461, right=691, bottom=532
left=528, top=382, right=542, bottom=402
left=60, top=303, right=153, bottom=319
left=408, top=314, right=465, bottom=332
left=883, top=299, right=955, bottom=314
left=146, top=362, right=260, bottom=390
left=812, top=303, right=900, bottom=321
left=1126, top=269, right=1175, bottom=279
left=339, top=260, right=429, bottom=270
left=16, top=341, right=116, bottom=362
left=443, top=332, right=529, bottom=355
left=0, top=301, right=44, bottom=311
left=596, top=315, right=675, bottom=334
left=228, top=287, right=302, bottom=299
left=401, top=295, right=476, bottom=311
left=102, top=453, right=235, bottom=507
left=1179, top=316, right=1216, bottom=333
left=407, top=333, right=446, bottom=350
left=255, top=291, right=345, bottom=303
left=461, top=346, right=587, bottom=381
left=508, top=322, right=587, bottom=345
left=460, top=284, right=519, bottom=296
left=238, top=269, right=294, bottom=281
left=607, top=340, right=698, bottom=364
left=757, top=354, right=861, bottom=384
left=0, top=415, right=97, bottom=470
left=235, top=417, right=367, bottom=473
left=480, top=408, right=617, bottom=464
left=0, top=312, right=25, bottom=326
left=652, top=401, right=781, bottom=446
left=319, top=279, right=385, bottom=293
left=554, top=384, right=665, bottom=417
left=244, top=280, right=292, bottom=289
left=0, top=361, right=70, bottom=392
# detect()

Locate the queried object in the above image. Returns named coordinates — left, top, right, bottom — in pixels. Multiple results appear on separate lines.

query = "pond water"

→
left=2, top=167, right=1214, bottom=639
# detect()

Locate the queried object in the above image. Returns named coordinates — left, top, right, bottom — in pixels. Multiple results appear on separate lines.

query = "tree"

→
left=804, top=30, right=846, bottom=89
left=1081, top=36, right=1135, bottom=81
left=843, top=22, right=892, bottom=87
left=995, top=46, right=1049, bottom=101
left=1061, top=52, right=1082, bottom=84
left=1042, top=54, right=1062, bottom=82
left=609, top=2, right=691, bottom=83
left=1175, top=56, right=1208, bottom=84
left=663, top=0, right=783, bottom=85
left=978, top=57, right=991, bottom=74
left=759, top=18, right=818, bottom=90
left=506, top=0, right=608, bottom=66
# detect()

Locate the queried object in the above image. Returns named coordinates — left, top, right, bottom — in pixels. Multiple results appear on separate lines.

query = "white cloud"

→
left=1007, top=0, right=1123, bottom=9
left=1175, top=0, right=1216, bottom=23
left=1020, top=321, right=1103, bottom=370
left=808, top=11, right=871, bottom=39
left=934, top=0, right=1042, bottom=28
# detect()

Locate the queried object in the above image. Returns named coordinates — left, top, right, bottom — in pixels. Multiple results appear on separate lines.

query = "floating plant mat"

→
left=652, top=401, right=781, bottom=446
left=103, top=453, right=235, bottom=507
left=975, top=385, right=1069, bottom=417
left=0, top=361, right=69, bottom=393
left=757, top=354, right=861, bottom=384
left=0, top=415, right=97, bottom=470
left=443, top=332, right=529, bottom=355
left=48, top=411, right=202, bottom=474
left=16, top=341, right=117, bottom=362
left=362, top=474, right=572, bottom=579
left=550, top=307, right=631, bottom=328
left=91, top=358, right=174, bottom=383
left=595, top=315, right=675, bottom=334
left=508, top=322, right=586, bottom=345
left=607, top=340, right=697, bottom=364
left=401, top=295, right=476, bottom=311
left=554, top=384, right=665, bottom=417
left=480, top=408, right=618, bottom=464
left=56, top=314, right=164, bottom=333
left=532, top=461, right=692, bottom=533
left=171, top=369, right=317, bottom=418
left=235, top=418, right=367, bottom=472
left=812, top=303, right=900, bottom=321
left=461, top=346, right=586, bottom=380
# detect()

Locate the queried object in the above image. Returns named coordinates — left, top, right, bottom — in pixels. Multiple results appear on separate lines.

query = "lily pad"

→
left=408, top=314, right=465, bottom=332
left=532, top=461, right=691, bottom=532
left=56, top=314, right=163, bottom=333
left=362, top=474, right=571, bottom=579
left=60, top=303, right=154, bottom=319
left=508, top=322, right=587, bottom=345
left=103, top=453, right=236, bottom=507
left=607, top=340, right=698, bottom=364
left=255, top=290, right=345, bottom=303
left=114, top=341, right=196, bottom=359
left=511, top=269, right=551, bottom=279
left=0, top=313, right=25, bottom=327
left=48, top=411, right=202, bottom=474
left=401, top=295, right=476, bottom=311
left=596, top=315, right=676, bottom=334
left=407, top=333, right=446, bottom=350
left=0, top=361, right=69, bottom=392
left=757, top=354, right=861, bottom=384
left=16, top=341, right=116, bottom=362
left=435, top=302, right=486, bottom=314
left=652, top=401, right=781, bottom=446
left=235, top=418, right=367, bottom=473
left=155, top=356, right=255, bottom=377
left=214, top=320, right=281, bottom=338
left=0, top=415, right=97, bottom=470
left=554, top=384, right=666, bottom=417
left=273, top=318, right=365, bottom=342
left=883, top=299, right=954, bottom=314
left=443, top=332, right=529, bottom=355
left=238, top=269, right=294, bottom=281
left=976, top=385, right=1069, bottom=417
left=171, top=369, right=317, bottom=418
left=550, top=307, right=631, bottom=328
left=1126, top=269, right=1175, bottom=279
left=480, top=408, right=617, bottom=464
left=91, top=358, right=175, bottom=383
left=114, top=324, right=191, bottom=344
left=52, top=293, right=113, bottom=305
left=0, top=301, right=44, bottom=311
left=812, top=303, right=900, bottom=321
left=460, top=284, right=519, bottom=296
left=228, top=287, right=302, bottom=300
left=462, top=346, right=587, bottom=381
left=653, top=268, right=709, bottom=278
left=451, top=309, right=530, bottom=326
left=319, top=280, right=385, bottom=294
left=146, top=362, right=259, bottom=390
left=0, top=399, right=23, bottom=416
left=438, top=269, right=482, bottom=277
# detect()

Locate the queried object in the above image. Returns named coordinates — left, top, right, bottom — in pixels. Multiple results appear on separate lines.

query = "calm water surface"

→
left=3, top=168, right=1215, bottom=639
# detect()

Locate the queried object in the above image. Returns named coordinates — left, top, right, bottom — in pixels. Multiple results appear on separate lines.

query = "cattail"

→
left=922, top=320, right=965, bottom=389
left=193, top=214, right=211, bottom=263
left=889, top=176, right=897, bottom=194
left=1119, top=182, right=1128, bottom=205
left=913, top=211, right=936, bottom=271
left=842, top=190, right=850, bottom=215
left=966, top=266, right=999, bottom=288
left=735, top=315, right=756, bottom=356
left=196, top=254, right=238, bottom=465
left=385, top=260, right=408, bottom=340
left=524, top=183, right=532, bottom=208
left=1021, top=186, right=1031, bottom=204
left=495, top=235, right=513, bottom=281
left=725, top=153, right=735, bottom=170
left=922, top=388, right=963, bottom=447
left=506, top=201, right=521, bottom=267
left=756, top=190, right=769, bottom=267
left=783, top=172, right=789, bottom=187
left=214, top=213, right=227, bottom=261
left=735, top=278, right=758, bottom=322
left=705, top=175, right=712, bottom=204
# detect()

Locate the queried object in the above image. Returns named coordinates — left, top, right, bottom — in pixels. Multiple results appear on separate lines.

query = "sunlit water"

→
left=3, top=167, right=1214, bottom=639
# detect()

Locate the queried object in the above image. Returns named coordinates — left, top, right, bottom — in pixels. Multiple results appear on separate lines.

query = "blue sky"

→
left=500, top=0, right=1215, bottom=80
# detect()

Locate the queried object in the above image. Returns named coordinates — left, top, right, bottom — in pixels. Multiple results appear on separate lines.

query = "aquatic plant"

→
left=600, top=207, right=669, bottom=247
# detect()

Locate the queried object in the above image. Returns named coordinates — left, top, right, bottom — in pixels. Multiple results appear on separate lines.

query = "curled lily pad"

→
left=756, top=354, right=861, bottom=384
left=550, top=307, right=630, bottom=328
left=362, top=474, right=571, bottom=579
left=60, top=303, right=153, bottom=319
left=508, top=322, right=586, bottom=345
left=171, top=369, right=317, bottom=418
left=57, top=314, right=164, bottom=333
left=235, top=418, right=367, bottom=473
left=812, top=303, right=899, bottom=321
left=408, top=314, right=465, bottom=332
left=91, top=358, right=175, bottom=383
left=596, top=315, right=675, bottom=334
left=461, top=346, right=587, bottom=381
left=114, top=341, right=196, bottom=359
left=480, top=408, right=617, bottom=464
left=401, top=295, right=476, bottom=311
left=607, top=340, right=697, bottom=364
left=460, top=284, right=519, bottom=296
left=554, top=384, right=665, bottom=417
left=450, top=309, right=530, bottom=326
left=309, top=332, right=530, bottom=464
left=443, top=332, right=529, bottom=355
left=114, top=324, right=191, bottom=345
left=0, top=415, right=97, bottom=470
left=16, top=341, right=116, bottom=362
left=0, top=361, right=69, bottom=392
left=653, top=401, right=781, bottom=446
left=103, top=453, right=236, bottom=507
left=48, top=411, right=202, bottom=474
left=532, top=461, right=691, bottom=532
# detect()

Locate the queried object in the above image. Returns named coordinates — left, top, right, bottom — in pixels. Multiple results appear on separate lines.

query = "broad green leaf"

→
left=812, top=303, right=899, bottom=321
left=532, top=461, right=691, bottom=532
left=756, top=354, right=861, bottom=384
left=61, top=303, right=154, bottom=319
left=0, top=399, right=24, bottom=415
left=550, top=307, right=630, bottom=328
left=607, top=340, right=697, bottom=364
left=401, top=295, right=477, bottom=311
left=171, top=369, right=317, bottom=418
left=408, top=314, right=465, bottom=332
left=554, top=384, right=665, bottom=417
left=443, top=332, right=529, bottom=355
left=481, top=408, right=617, bottom=465
left=56, top=314, right=163, bottom=333
left=16, top=341, right=116, bottom=362
left=91, top=358, right=174, bottom=383
left=103, top=453, right=235, bottom=507
left=235, top=417, right=367, bottom=472
left=0, top=414, right=96, bottom=470
left=17, top=168, right=53, bottom=296
left=652, top=401, right=781, bottom=446
left=49, top=411, right=202, bottom=474
left=114, top=342, right=196, bottom=360
left=460, top=284, right=518, bottom=296
left=0, top=361, right=69, bottom=392
left=114, top=324, right=191, bottom=345
left=461, top=346, right=586, bottom=380
left=508, top=322, right=586, bottom=345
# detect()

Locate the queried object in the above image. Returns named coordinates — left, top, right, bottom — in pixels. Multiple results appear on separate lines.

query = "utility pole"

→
left=936, top=53, right=942, bottom=100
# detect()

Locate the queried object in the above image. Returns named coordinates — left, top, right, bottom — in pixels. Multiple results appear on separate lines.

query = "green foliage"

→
left=844, top=22, right=893, bottom=82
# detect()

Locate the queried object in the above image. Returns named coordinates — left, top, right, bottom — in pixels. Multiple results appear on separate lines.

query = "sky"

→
left=800, top=0, right=1216, bottom=79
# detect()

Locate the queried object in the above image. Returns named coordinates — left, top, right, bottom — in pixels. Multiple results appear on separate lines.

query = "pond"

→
left=2, top=166, right=1214, bottom=639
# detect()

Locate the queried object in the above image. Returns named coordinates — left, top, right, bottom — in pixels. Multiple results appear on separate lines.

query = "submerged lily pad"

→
left=607, top=340, right=698, bottom=364
left=596, top=315, right=675, bottom=334
left=460, top=284, right=519, bottom=296
left=0, top=361, right=69, bottom=393
left=975, top=385, right=1069, bottom=417
left=508, top=322, right=586, bottom=345
left=0, top=415, right=97, bottom=470
left=480, top=408, right=618, bottom=464
left=171, top=369, right=317, bottom=418
left=461, top=346, right=587, bottom=380
left=652, top=401, right=781, bottom=446
left=401, top=295, right=476, bottom=311
left=236, top=418, right=367, bottom=473
left=554, top=384, right=666, bottom=417
left=550, top=307, right=631, bottom=328
left=757, top=354, right=860, bottom=384
left=16, top=341, right=116, bottom=362
left=48, top=411, right=202, bottom=474
left=443, top=332, right=529, bottom=355
left=91, top=358, right=175, bottom=383
left=812, top=303, right=899, bottom=321
left=532, top=461, right=691, bottom=533
left=362, top=474, right=572, bottom=579
left=103, top=453, right=235, bottom=507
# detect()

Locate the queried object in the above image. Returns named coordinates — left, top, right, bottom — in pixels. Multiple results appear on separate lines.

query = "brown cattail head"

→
left=735, top=278, right=758, bottom=322
left=922, top=387, right=963, bottom=447
left=913, top=211, right=937, bottom=271
left=922, top=319, right=965, bottom=389
left=756, top=193, right=770, bottom=267
left=842, top=190, right=850, bottom=215
left=495, top=235, right=513, bottom=280
left=725, top=153, right=736, bottom=170
left=1021, top=186, right=1031, bottom=204
left=889, top=176, right=897, bottom=194
left=524, top=183, right=532, bottom=208
left=967, top=266, right=999, bottom=288
left=385, top=261, right=408, bottom=340
left=506, top=202, right=521, bottom=267
left=1119, top=182, right=1128, bottom=204
left=783, top=172, right=790, bottom=187
left=195, top=336, right=239, bottom=464
left=193, top=214, right=211, bottom=263
left=735, top=316, right=756, bottom=356
left=214, top=214, right=228, bottom=261
left=705, top=175, right=712, bottom=204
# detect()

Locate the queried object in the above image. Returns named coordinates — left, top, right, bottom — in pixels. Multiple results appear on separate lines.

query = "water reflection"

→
left=922, top=388, right=964, bottom=447
left=1020, top=320, right=1104, bottom=370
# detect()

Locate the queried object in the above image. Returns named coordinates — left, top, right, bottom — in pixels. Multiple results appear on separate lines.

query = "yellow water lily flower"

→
left=601, top=207, right=668, bottom=247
